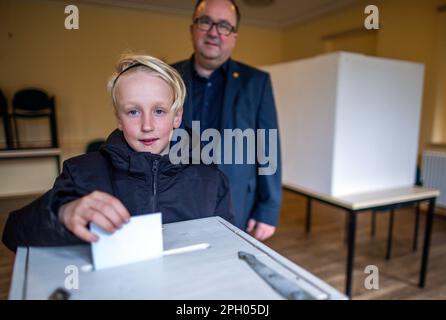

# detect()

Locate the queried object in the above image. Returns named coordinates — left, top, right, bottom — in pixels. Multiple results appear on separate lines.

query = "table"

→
left=0, top=148, right=61, bottom=173
left=8, top=217, right=346, bottom=300
left=1, top=112, right=13, bottom=149
left=285, top=184, right=439, bottom=297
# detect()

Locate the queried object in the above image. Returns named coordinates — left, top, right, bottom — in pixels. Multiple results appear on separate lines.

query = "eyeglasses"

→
left=194, top=17, right=237, bottom=36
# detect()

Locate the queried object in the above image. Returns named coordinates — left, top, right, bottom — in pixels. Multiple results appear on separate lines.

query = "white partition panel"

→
left=263, top=52, right=424, bottom=196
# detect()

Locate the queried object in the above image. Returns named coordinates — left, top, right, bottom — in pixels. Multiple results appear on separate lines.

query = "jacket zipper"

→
left=152, top=159, right=159, bottom=212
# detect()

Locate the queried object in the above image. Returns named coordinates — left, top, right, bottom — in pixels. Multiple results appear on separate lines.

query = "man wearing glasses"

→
left=173, top=0, right=282, bottom=241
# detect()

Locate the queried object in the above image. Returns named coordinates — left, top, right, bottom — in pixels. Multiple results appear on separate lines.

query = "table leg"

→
left=3, top=114, right=14, bottom=149
left=305, top=197, right=312, bottom=235
left=345, top=210, right=357, bottom=298
left=419, top=198, right=435, bottom=287
left=386, top=209, right=395, bottom=260
left=343, top=213, right=349, bottom=245
left=413, top=202, right=420, bottom=252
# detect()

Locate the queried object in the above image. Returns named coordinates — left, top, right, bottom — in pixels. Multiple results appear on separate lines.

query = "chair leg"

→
left=371, top=210, right=376, bottom=238
left=50, top=113, right=58, bottom=148
left=386, top=209, right=395, bottom=260
left=13, top=117, right=20, bottom=148
left=3, top=114, right=13, bottom=149
left=413, top=202, right=420, bottom=252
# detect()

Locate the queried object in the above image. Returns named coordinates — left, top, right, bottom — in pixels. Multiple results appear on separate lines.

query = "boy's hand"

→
left=246, top=219, right=276, bottom=241
left=58, top=191, right=131, bottom=243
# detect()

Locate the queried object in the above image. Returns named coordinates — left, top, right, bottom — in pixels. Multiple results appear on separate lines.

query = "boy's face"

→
left=114, top=71, right=182, bottom=154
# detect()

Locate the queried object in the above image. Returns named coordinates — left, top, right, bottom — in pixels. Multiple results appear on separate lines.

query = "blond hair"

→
left=108, top=54, right=186, bottom=113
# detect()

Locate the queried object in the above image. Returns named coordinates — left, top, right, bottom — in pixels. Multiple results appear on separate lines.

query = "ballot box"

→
left=9, top=217, right=346, bottom=300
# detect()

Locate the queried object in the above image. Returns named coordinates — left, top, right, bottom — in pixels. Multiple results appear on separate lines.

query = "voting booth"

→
left=262, top=52, right=424, bottom=196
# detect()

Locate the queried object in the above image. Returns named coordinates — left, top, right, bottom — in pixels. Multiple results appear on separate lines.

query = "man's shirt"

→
left=191, top=58, right=229, bottom=132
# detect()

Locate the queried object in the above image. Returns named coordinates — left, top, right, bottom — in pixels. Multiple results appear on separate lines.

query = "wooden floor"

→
left=0, top=194, right=40, bottom=300
left=1, top=190, right=446, bottom=299
left=265, top=190, right=446, bottom=299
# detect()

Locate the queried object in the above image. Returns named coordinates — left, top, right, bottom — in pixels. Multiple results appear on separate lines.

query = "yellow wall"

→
left=282, top=0, right=446, bottom=155
left=283, top=0, right=371, bottom=61
left=432, top=10, right=446, bottom=143
left=1, top=0, right=445, bottom=195
left=0, top=0, right=282, bottom=158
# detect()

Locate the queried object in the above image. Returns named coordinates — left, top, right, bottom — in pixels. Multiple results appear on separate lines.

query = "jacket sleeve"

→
left=251, top=74, right=283, bottom=226
left=214, top=171, right=235, bottom=225
left=1, top=162, right=88, bottom=252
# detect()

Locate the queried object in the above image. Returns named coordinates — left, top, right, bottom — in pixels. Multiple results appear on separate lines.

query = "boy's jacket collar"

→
left=99, top=129, right=186, bottom=177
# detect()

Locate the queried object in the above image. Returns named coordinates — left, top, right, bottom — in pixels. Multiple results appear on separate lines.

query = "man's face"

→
left=191, top=0, right=238, bottom=70
left=114, top=71, right=182, bottom=154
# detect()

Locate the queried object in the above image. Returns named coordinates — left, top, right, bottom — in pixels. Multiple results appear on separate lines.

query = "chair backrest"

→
left=0, top=89, right=7, bottom=115
left=12, top=88, right=53, bottom=112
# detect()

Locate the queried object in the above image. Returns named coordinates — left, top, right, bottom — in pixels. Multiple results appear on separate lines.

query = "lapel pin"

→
left=233, top=72, right=239, bottom=78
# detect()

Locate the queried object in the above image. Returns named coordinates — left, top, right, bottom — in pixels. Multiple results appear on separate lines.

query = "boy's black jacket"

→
left=2, top=129, right=234, bottom=252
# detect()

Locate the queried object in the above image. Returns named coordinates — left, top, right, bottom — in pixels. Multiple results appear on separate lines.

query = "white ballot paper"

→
left=90, top=212, right=163, bottom=270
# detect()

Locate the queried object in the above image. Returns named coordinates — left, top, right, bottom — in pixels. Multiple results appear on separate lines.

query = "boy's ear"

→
left=173, top=109, right=183, bottom=129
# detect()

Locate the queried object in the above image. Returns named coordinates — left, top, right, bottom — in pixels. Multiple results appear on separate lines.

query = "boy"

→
left=2, top=54, right=234, bottom=252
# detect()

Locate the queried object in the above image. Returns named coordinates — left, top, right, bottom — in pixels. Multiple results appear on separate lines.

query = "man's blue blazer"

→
left=173, top=58, right=282, bottom=229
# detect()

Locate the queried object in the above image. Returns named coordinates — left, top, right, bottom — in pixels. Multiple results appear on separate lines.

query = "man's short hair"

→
left=108, top=54, right=186, bottom=113
left=193, top=0, right=241, bottom=29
